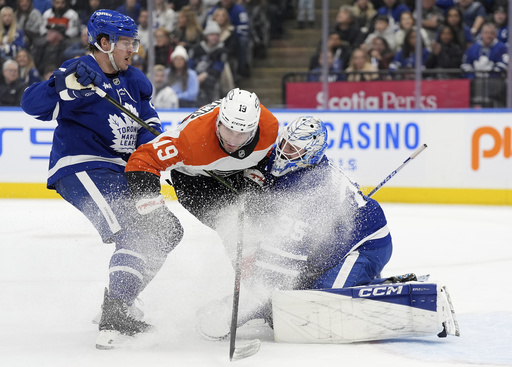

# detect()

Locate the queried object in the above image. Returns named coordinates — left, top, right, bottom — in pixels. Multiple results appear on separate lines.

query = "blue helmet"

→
left=271, top=116, right=328, bottom=177
left=87, top=9, right=138, bottom=46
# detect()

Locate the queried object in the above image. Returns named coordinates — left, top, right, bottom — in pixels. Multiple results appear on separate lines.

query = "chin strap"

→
left=94, top=42, right=120, bottom=72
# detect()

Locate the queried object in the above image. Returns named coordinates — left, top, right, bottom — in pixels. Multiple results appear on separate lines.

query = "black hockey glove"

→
left=226, top=168, right=266, bottom=194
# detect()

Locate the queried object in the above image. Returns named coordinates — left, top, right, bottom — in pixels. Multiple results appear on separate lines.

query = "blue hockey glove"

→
left=54, top=60, right=102, bottom=101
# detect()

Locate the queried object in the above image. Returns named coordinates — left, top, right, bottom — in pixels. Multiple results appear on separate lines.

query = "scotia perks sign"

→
left=286, top=79, right=470, bottom=109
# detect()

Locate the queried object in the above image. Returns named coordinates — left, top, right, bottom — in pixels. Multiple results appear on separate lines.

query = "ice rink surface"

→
left=1, top=199, right=511, bottom=367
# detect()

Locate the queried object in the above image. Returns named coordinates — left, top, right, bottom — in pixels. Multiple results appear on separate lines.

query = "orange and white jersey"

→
left=125, top=100, right=279, bottom=177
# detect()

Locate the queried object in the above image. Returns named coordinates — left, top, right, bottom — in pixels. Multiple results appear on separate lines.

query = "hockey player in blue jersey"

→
left=21, top=10, right=183, bottom=348
left=197, top=115, right=395, bottom=340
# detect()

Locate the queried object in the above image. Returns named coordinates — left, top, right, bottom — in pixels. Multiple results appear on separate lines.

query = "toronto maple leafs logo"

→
left=108, top=103, right=140, bottom=153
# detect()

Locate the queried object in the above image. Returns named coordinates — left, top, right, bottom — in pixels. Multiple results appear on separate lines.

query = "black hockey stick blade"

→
left=230, top=339, right=261, bottom=361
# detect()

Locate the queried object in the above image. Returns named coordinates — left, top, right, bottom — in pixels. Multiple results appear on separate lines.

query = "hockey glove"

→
left=228, top=168, right=266, bottom=194
left=126, top=170, right=184, bottom=253
left=54, top=60, right=102, bottom=101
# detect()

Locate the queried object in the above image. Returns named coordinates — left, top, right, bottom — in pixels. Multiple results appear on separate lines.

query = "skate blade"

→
left=95, top=330, right=132, bottom=350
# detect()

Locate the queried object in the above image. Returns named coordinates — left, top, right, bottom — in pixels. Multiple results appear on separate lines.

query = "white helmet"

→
left=217, top=88, right=261, bottom=133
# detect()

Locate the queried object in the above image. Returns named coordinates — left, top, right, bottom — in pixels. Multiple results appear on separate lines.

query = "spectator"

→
left=207, top=0, right=250, bottom=77
left=168, top=44, right=199, bottom=107
left=350, top=0, right=377, bottom=34
left=265, top=0, right=286, bottom=40
left=188, top=20, right=229, bottom=106
left=461, top=22, right=508, bottom=107
left=15, top=48, right=40, bottom=85
left=171, top=5, right=204, bottom=51
left=0, top=59, right=27, bottom=105
left=333, top=5, right=365, bottom=49
left=32, top=22, right=69, bottom=75
left=41, top=62, right=55, bottom=80
left=14, top=0, right=43, bottom=47
left=39, top=0, right=80, bottom=40
left=116, top=0, right=141, bottom=24
left=346, top=47, right=379, bottom=81
left=307, top=49, right=344, bottom=82
left=137, top=9, right=150, bottom=52
left=212, top=7, right=238, bottom=80
left=394, top=11, right=431, bottom=52
left=79, top=0, right=101, bottom=26
left=419, top=0, right=444, bottom=43
left=0, top=6, right=26, bottom=60
left=245, top=0, right=270, bottom=60
left=489, top=5, right=508, bottom=44
left=309, top=31, right=351, bottom=72
left=368, top=35, right=395, bottom=70
left=153, top=63, right=179, bottom=109
left=189, top=0, right=207, bottom=27
left=461, top=22, right=508, bottom=76
left=389, top=28, right=430, bottom=79
left=130, top=52, right=145, bottom=72
left=362, top=14, right=396, bottom=52
left=62, top=26, right=88, bottom=59
left=154, top=0, right=177, bottom=33
left=154, top=26, right=173, bottom=66
left=296, top=0, right=314, bottom=29
left=426, top=24, right=464, bottom=77
left=376, top=0, right=410, bottom=30
left=444, top=6, right=474, bottom=50
left=456, top=0, right=486, bottom=37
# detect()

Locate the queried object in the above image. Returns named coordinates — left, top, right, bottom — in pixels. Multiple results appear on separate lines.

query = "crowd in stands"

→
left=0, top=0, right=509, bottom=107
left=306, top=0, right=509, bottom=107
left=0, top=0, right=293, bottom=107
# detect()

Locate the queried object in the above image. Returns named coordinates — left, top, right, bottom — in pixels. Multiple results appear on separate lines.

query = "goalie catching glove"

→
left=54, top=60, right=102, bottom=100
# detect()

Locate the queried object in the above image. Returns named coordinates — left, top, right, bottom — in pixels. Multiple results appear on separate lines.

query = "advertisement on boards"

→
left=286, top=80, right=471, bottom=109
left=1, top=109, right=511, bottom=203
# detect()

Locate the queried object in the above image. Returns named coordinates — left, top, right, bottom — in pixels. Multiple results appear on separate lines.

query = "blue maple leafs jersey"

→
left=21, top=54, right=162, bottom=189
left=254, top=154, right=391, bottom=286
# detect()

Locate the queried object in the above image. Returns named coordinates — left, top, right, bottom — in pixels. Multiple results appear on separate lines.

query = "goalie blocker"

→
left=272, top=282, right=460, bottom=343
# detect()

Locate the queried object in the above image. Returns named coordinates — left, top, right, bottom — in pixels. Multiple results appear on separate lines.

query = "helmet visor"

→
left=115, top=38, right=140, bottom=52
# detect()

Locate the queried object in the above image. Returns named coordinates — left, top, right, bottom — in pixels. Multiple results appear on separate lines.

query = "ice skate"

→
left=95, top=288, right=152, bottom=349
left=92, top=298, right=144, bottom=324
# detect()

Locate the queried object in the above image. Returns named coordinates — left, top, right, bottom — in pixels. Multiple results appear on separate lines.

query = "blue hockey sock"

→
left=108, top=249, right=146, bottom=304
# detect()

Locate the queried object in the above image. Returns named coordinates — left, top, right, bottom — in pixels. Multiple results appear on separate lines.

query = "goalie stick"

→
left=367, top=143, right=428, bottom=197
left=92, top=83, right=257, bottom=360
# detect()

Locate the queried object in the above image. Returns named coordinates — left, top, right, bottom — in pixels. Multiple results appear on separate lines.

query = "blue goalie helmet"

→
left=271, top=116, right=328, bottom=177
left=87, top=9, right=138, bottom=46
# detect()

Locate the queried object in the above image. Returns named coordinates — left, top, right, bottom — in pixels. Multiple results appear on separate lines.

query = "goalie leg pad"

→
left=272, top=282, right=459, bottom=343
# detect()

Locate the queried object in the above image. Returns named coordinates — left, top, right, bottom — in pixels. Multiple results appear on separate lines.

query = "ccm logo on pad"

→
left=358, top=285, right=403, bottom=297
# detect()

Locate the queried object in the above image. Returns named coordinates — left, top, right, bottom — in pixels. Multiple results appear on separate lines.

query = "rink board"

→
left=1, top=108, right=512, bottom=205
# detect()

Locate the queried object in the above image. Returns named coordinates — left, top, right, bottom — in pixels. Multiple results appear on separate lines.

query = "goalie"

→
left=198, top=116, right=459, bottom=343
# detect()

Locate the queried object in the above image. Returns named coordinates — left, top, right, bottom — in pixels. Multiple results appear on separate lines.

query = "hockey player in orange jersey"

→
left=125, top=88, right=279, bottom=229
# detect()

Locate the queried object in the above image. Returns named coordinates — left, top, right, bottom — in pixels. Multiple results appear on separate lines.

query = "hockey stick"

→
left=91, top=86, right=239, bottom=194
left=229, top=199, right=261, bottom=361
left=367, top=143, right=428, bottom=198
